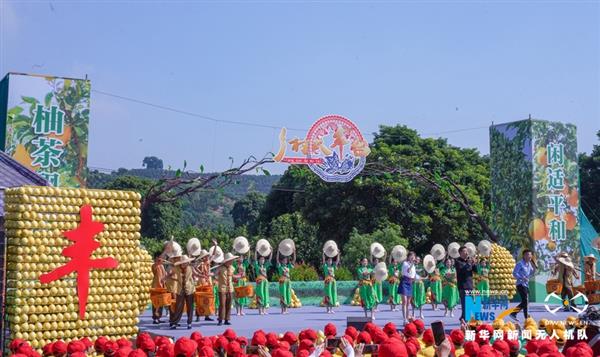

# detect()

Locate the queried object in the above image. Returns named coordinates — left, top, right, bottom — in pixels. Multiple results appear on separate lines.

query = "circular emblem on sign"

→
left=305, top=115, right=369, bottom=183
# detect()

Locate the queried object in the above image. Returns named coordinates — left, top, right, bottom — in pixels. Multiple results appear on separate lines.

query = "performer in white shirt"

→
left=399, top=251, right=416, bottom=324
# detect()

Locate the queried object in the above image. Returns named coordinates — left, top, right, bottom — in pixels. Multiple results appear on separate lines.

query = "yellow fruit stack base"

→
left=489, top=243, right=517, bottom=300
left=3, top=186, right=153, bottom=349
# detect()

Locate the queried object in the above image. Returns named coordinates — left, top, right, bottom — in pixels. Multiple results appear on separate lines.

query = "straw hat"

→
left=197, top=249, right=210, bottom=260
left=373, top=262, right=388, bottom=282
left=556, top=252, right=575, bottom=269
left=210, top=245, right=224, bottom=264
left=233, top=236, right=250, bottom=255
left=370, top=242, right=386, bottom=259
left=448, top=242, right=460, bottom=259
left=256, top=239, right=272, bottom=257
left=592, top=237, right=600, bottom=251
left=423, top=254, right=436, bottom=274
left=391, top=245, right=407, bottom=262
left=585, top=254, right=597, bottom=261
left=163, top=239, right=183, bottom=258
left=430, top=244, right=446, bottom=261
left=279, top=239, right=296, bottom=257
left=477, top=240, right=492, bottom=257
left=220, top=252, right=239, bottom=265
left=174, top=255, right=195, bottom=266
left=323, top=240, right=339, bottom=258
left=465, top=242, right=477, bottom=258
left=186, top=238, right=202, bottom=257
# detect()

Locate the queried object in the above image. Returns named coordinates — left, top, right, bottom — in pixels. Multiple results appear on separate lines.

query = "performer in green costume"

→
left=476, top=258, right=490, bottom=298
left=388, top=257, right=402, bottom=312
left=370, top=256, right=385, bottom=311
left=357, top=258, right=376, bottom=320
left=442, top=258, right=459, bottom=317
left=253, top=251, right=272, bottom=315
left=277, top=252, right=296, bottom=315
left=412, top=256, right=426, bottom=319
left=428, top=263, right=443, bottom=311
left=322, top=253, right=340, bottom=314
left=233, top=255, right=249, bottom=316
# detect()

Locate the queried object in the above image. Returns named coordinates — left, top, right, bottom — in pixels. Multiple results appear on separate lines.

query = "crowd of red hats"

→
left=6, top=319, right=596, bottom=357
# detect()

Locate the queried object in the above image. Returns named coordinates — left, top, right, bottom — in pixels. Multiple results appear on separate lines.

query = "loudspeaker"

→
left=347, top=316, right=372, bottom=331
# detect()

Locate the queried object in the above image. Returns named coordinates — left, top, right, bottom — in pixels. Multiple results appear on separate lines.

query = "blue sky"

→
left=1, top=0, right=598, bottom=174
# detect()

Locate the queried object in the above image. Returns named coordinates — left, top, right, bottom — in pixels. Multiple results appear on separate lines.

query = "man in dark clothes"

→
left=455, top=246, right=475, bottom=323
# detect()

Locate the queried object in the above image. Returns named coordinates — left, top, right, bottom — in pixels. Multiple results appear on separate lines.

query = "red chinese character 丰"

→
left=40, top=204, right=119, bottom=319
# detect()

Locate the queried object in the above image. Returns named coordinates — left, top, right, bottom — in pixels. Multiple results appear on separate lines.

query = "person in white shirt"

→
left=399, top=251, right=416, bottom=324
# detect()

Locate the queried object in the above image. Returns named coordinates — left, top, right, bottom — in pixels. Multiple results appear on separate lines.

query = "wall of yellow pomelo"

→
left=3, top=186, right=153, bottom=349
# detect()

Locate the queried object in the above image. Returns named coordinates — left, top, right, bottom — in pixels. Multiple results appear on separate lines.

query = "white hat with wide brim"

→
left=220, top=252, right=239, bottom=265
left=373, top=262, right=388, bottom=282
left=477, top=240, right=492, bottom=257
left=279, top=239, right=296, bottom=257
left=391, top=245, right=407, bottom=262
left=370, top=242, right=386, bottom=259
left=174, top=255, right=195, bottom=266
left=465, top=242, right=477, bottom=258
left=256, top=239, right=272, bottom=257
left=197, top=249, right=210, bottom=260
left=233, top=236, right=250, bottom=255
left=210, top=245, right=224, bottom=264
left=186, top=238, right=202, bottom=257
left=423, top=254, right=437, bottom=274
left=448, top=242, right=461, bottom=259
left=164, top=240, right=183, bottom=258
left=323, top=240, right=339, bottom=258
left=431, top=244, right=446, bottom=261
left=556, top=253, right=575, bottom=269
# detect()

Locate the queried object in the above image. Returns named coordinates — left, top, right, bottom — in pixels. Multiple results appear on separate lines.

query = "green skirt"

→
left=477, top=279, right=490, bottom=298
left=389, top=280, right=401, bottom=305
left=279, top=279, right=292, bottom=307
left=214, top=285, right=220, bottom=309
left=256, top=279, right=270, bottom=308
left=442, top=284, right=459, bottom=309
left=374, top=281, right=383, bottom=304
left=429, top=280, right=442, bottom=304
left=324, top=278, right=338, bottom=307
left=413, top=280, right=426, bottom=308
left=359, top=283, right=376, bottom=310
left=235, top=279, right=248, bottom=307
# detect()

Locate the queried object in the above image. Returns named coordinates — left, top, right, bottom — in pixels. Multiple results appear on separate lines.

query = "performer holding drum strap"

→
left=151, top=252, right=167, bottom=324
left=232, top=236, right=251, bottom=317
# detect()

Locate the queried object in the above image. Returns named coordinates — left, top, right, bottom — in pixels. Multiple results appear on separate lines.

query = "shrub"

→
left=335, top=266, right=354, bottom=281
left=290, top=264, right=319, bottom=281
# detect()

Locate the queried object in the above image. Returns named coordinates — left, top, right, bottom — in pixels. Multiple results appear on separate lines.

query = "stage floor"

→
left=139, top=303, right=576, bottom=339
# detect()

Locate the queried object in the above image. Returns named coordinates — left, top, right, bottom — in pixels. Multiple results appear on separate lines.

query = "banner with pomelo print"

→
left=490, top=119, right=579, bottom=302
left=0, top=73, right=90, bottom=187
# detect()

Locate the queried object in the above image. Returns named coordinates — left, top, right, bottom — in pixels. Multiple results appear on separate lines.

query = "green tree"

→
left=269, top=212, right=321, bottom=268
left=143, top=156, right=164, bottom=170
left=102, top=175, right=181, bottom=240
left=580, top=130, right=600, bottom=230
left=230, top=192, right=266, bottom=232
left=342, top=224, right=408, bottom=274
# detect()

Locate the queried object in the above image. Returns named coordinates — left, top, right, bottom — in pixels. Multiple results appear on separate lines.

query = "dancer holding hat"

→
left=277, top=240, right=296, bottom=315
left=168, top=255, right=196, bottom=330
left=441, top=257, right=459, bottom=318
left=412, top=256, right=426, bottom=319
left=387, top=255, right=402, bottom=312
left=193, top=240, right=219, bottom=322
left=254, top=239, right=273, bottom=316
left=476, top=258, right=490, bottom=298
left=232, top=236, right=251, bottom=317
left=216, top=252, right=243, bottom=326
left=322, top=241, right=340, bottom=314
left=370, top=243, right=386, bottom=312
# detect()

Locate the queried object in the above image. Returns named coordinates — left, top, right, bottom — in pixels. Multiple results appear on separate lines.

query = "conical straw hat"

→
left=477, top=240, right=492, bottom=257
left=448, top=242, right=460, bottom=259
left=256, top=239, right=272, bottom=257
left=186, top=238, right=202, bottom=257
left=233, top=236, right=250, bottom=255
left=465, top=242, right=477, bottom=257
left=210, top=245, right=224, bottom=263
left=220, top=252, right=239, bottom=265
left=373, top=262, right=389, bottom=282
left=423, top=254, right=436, bottom=274
left=391, top=245, right=407, bottom=262
left=556, top=252, right=575, bottom=269
left=174, top=255, right=195, bottom=266
left=430, top=244, right=446, bottom=261
left=278, top=239, right=296, bottom=257
left=323, top=240, right=339, bottom=258
left=370, top=242, right=386, bottom=259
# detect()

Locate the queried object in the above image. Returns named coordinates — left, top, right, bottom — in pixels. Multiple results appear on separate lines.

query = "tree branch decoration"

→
left=363, top=162, right=498, bottom=242
left=141, top=155, right=274, bottom=210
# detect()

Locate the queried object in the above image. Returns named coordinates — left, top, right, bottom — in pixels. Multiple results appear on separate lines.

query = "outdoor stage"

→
left=138, top=303, right=575, bottom=339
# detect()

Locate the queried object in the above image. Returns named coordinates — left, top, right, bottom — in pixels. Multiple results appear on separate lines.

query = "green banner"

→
left=0, top=73, right=90, bottom=187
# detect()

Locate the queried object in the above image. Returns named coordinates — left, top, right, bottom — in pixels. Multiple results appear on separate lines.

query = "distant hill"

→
left=87, top=168, right=280, bottom=229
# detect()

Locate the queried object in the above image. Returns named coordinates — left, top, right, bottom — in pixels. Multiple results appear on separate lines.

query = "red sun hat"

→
left=282, top=331, right=298, bottom=345
left=223, top=329, right=237, bottom=341
left=464, top=341, right=480, bottom=357
left=52, top=341, right=68, bottom=357
left=413, top=319, right=425, bottom=334
left=378, top=339, right=408, bottom=357
left=383, top=322, right=397, bottom=336
left=345, top=326, right=359, bottom=341
left=422, top=329, right=435, bottom=346
left=197, top=346, right=214, bottom=357
left=128, top=350, right=147, bottom=357
left=403, top=323, right=418, bottom=338
left=174, top=338, right=198, bottom=357
left=251, top=332, right=267, bottom=346
left=356, top=331, right=372, bottom=345
left=450, top=329, right=465, bottom=346
left=324, top=323, right=337, bottom=337
left=492, top=340, right=510, bottom=357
